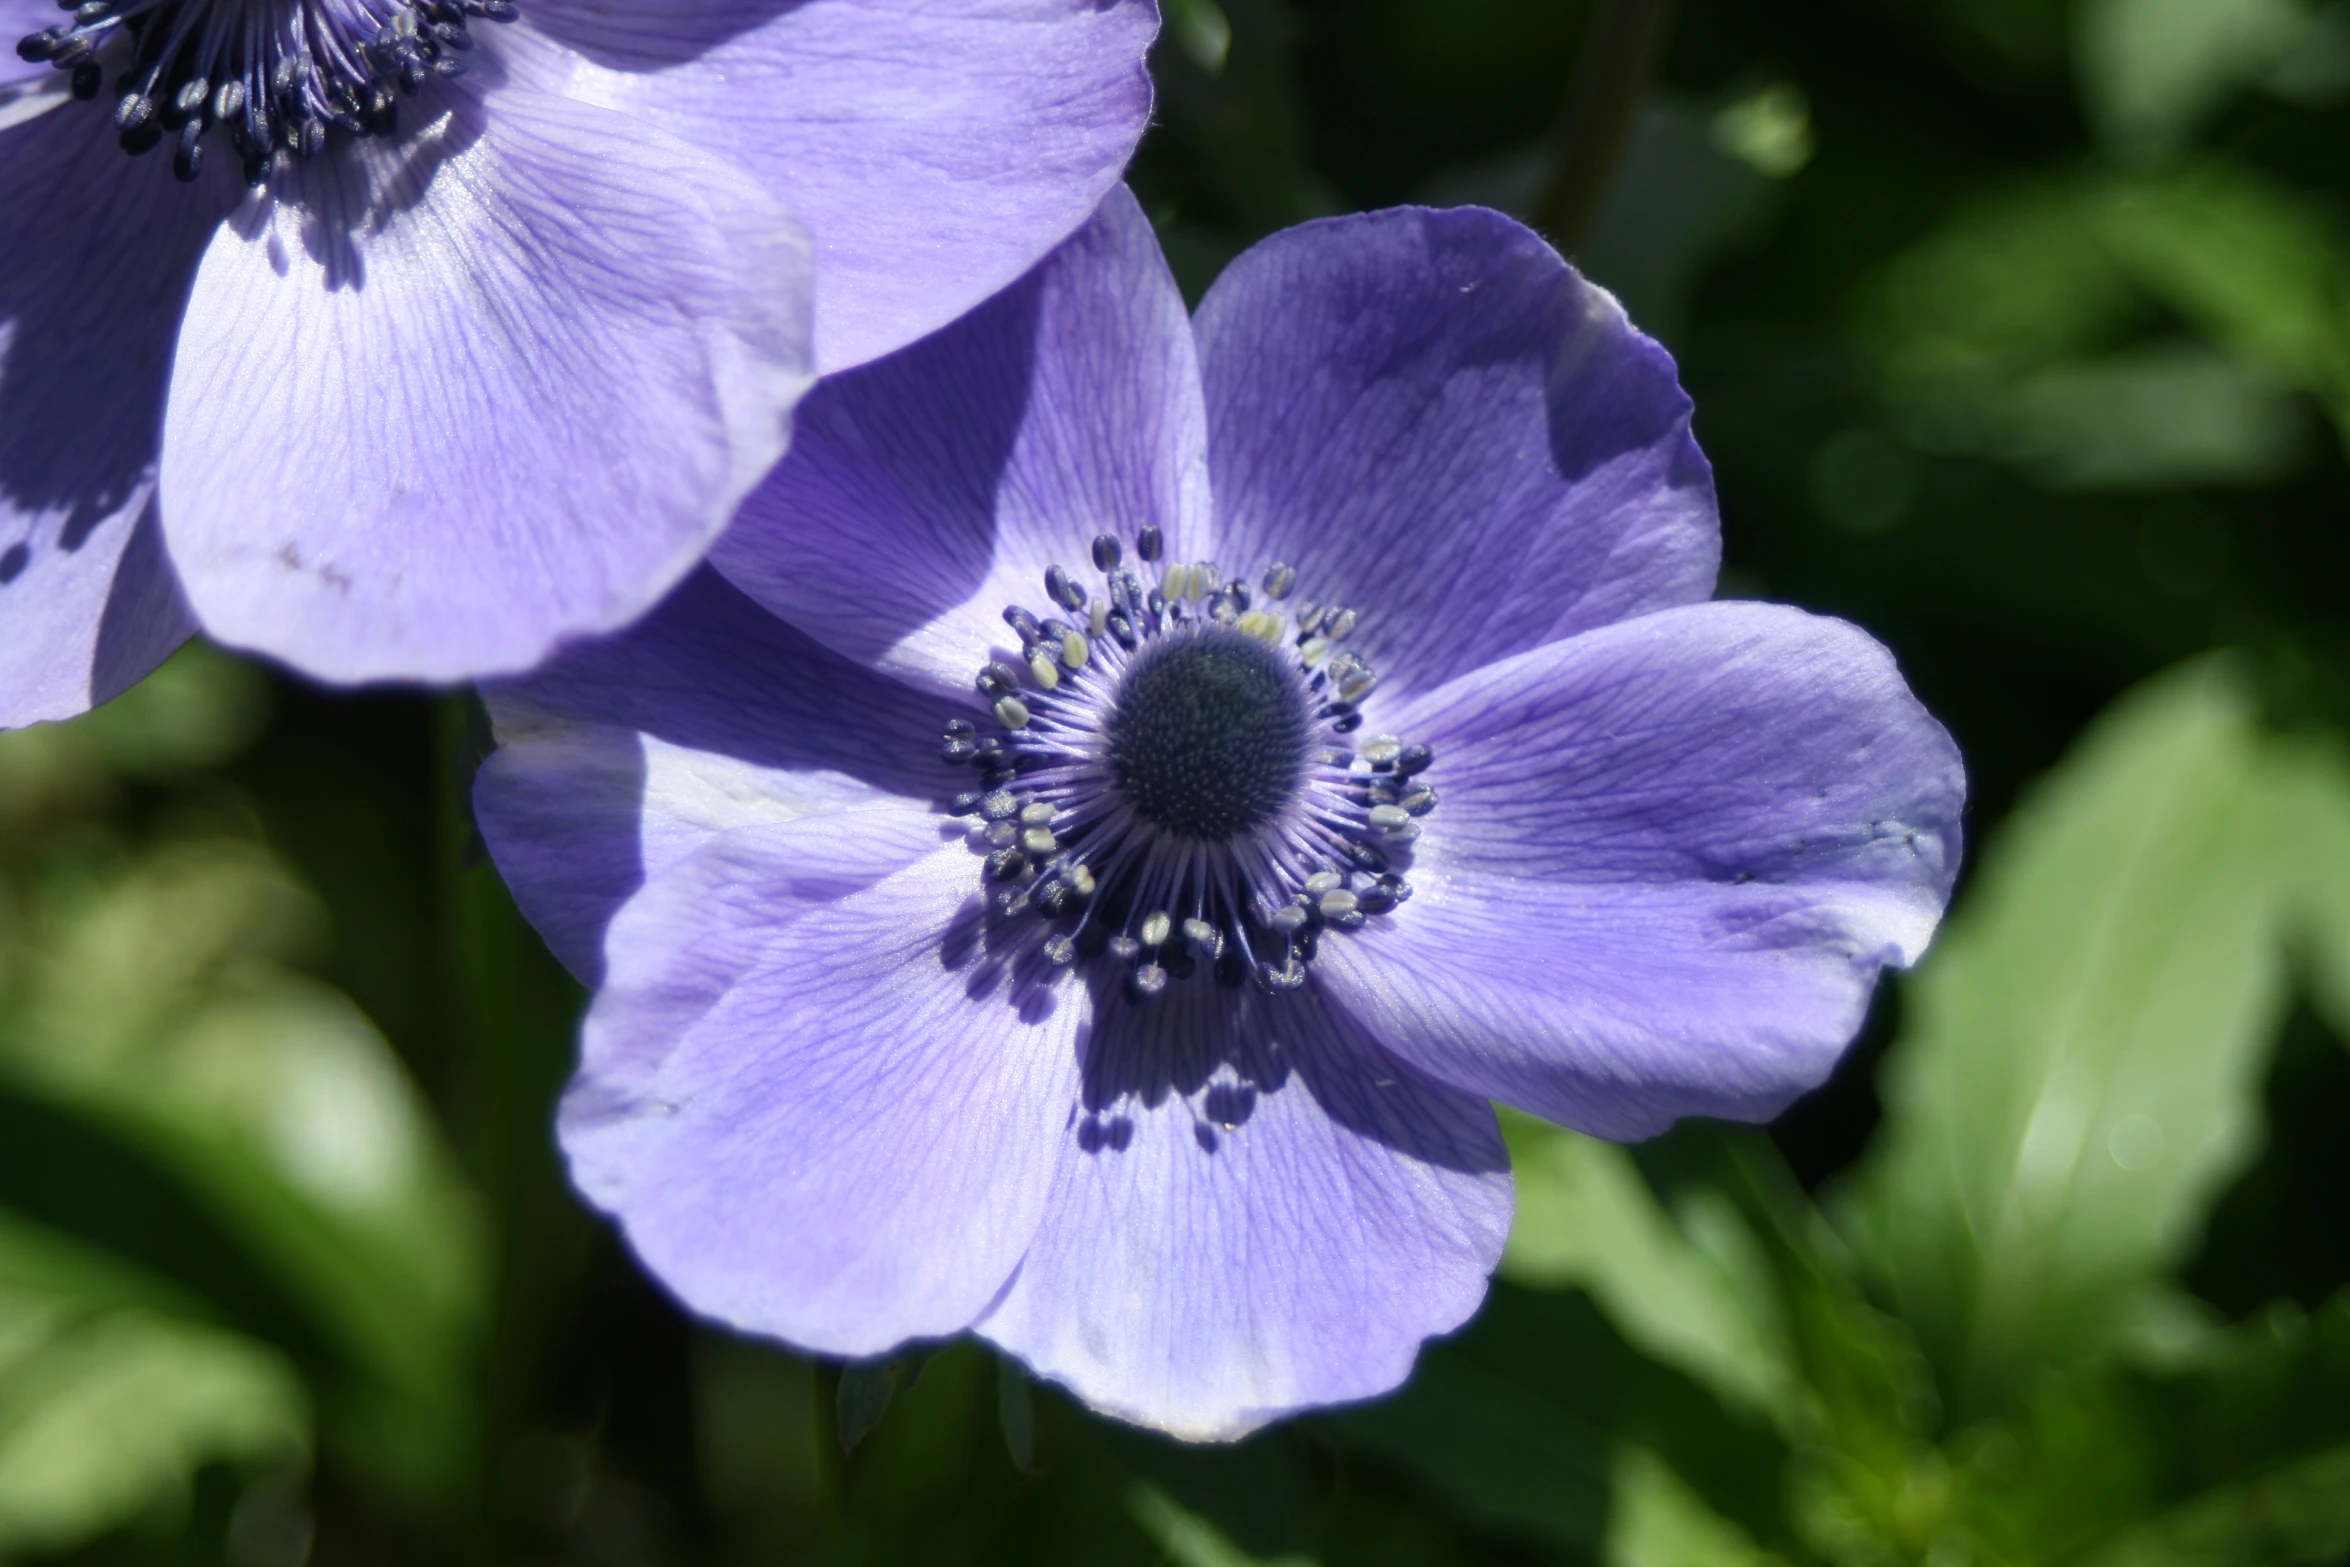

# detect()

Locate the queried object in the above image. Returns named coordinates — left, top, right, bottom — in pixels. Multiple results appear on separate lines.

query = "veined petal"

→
left=715, top=185, right=1209, bottom=698
left=0, top=105, right=224, bottom=727
left=161, top=86, right=814, bottom=685
left=977, top=981, right=1510, bottom=1441
left=512, top=0, right=1156, bottom=373
left=565, top=839, right=1078, bottom=1355
left=478, top=567, right=949, bottom=983
left=1196, top=206, right=1719, bottom=702
left=1317, top=601, right=1964, bottom=1140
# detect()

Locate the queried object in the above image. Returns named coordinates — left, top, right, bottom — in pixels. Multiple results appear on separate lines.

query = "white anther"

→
left=1027, top=650, right=1062, bottom=689
left=1299, top=636, right=1331, bottom=668
left=1060, top=629, right=1090, bottom=669
left=1183, top=563, right=1211, bottom=603
left=982, top=789, right=1020, bottom=819
left=987, top=822, right=1018, bottom=848
left=1326, top=608, right=1358, bottom=641
left=1271, top=903, right=1311, bottom=934
left=1361, top=734, right=1403, bottom=766
left=1020, top=801, right=1055, bottom=825
left=1022, top=827, right=1058, bottom=855
left=1319, top=889, right=1360, bottom=919
left=1139, top=911, right=1172, bottom=947
left=1239, top=610, right=1286, bottom=643
left=994, top=695, right=1031, bottom=729
left=1368, top=804, right=1412, bottom=832
left=1383, top=819, right=1422, bottom=845
left=1338, top=670, right=1379, bottom=704
left=1089, top=597, right=1109, bottom=636
left=1162, top=563, right=1192, bottom=601
left=1044, top=935, right=1078, bottom=965
left=1182, top=918, right=1222, bottom=957
left=1304, top=870, right=1343, bottom=896
left=1069, top=865, right=1097, bottom=896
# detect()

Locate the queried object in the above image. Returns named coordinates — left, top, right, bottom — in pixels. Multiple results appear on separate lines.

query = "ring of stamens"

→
left=15, top=0, right=519, bottom=185
left=938, top=525, right=1439, bottom=1002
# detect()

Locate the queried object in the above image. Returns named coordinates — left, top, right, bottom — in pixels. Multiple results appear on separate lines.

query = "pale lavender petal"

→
left=977, top=982, right=1510, bottom=1440
left=162, top=87, right=814, bottom=685
left=478, top=567, right=949, bottom=983
left=512, top=0, right=1155, bottom=373
left=1317, top=601, right=1964, bottom=1141
left=0, top=107, right=225, bottom=727
left=1, top=0, right=55, bottom=91
left=715, top=186, right=1208, bottom=698
left=0, top=75, right=65, bottom=133
left=565, top=839, right=1077, bottom=1355
left=1196, top=206, right=1719, bottom=702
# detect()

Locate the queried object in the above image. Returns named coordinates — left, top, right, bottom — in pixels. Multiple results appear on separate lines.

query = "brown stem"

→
left=1531, top=0, right=1678, bottom=252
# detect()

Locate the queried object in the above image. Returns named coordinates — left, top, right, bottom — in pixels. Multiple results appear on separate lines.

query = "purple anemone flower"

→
left=475, top=188, right=1965, bottom=1439
left=0, top=0, right=1155, bottom=726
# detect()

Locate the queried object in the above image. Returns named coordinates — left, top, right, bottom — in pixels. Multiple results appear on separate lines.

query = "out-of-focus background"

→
left=6, top=0, right=2350, bottom=1561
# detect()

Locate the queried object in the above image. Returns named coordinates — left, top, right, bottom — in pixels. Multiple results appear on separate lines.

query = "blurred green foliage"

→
left=6, top=0, right=2350, bottom=1560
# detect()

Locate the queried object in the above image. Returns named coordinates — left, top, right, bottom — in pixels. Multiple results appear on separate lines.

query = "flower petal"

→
left=0, top=108, right=224, bottom=727
left=478, top=567, right=950, bottom=982
left=976, top=981, right=1510, bottom=1441
left=564, top=838, right=1078, bottom=1355
left=1195, top=206, right=1720, bottom=701
left=1316, top=601, right=1964, bottom=1141
left=1, top=0, right=56, bottom=92
left=161, top=87, right=814, bottom=685
left=714, top=185, right=1209, bottom=698
left=513, top=0, right=1155, bottom=373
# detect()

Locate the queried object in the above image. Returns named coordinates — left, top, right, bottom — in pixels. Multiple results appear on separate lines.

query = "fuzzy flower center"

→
left=13, top=0, right=518, bottom=185
left=937, top=525, right=1439, bottom=1003
left=1107, top=627, right=1310, bottom=841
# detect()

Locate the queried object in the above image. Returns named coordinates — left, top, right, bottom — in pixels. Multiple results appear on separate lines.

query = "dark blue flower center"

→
left=937, top=527, right=1439, bottom=1003
left=1107, top=626, right=1310, bottom=841
left=13, top=0, right=518, bottom=185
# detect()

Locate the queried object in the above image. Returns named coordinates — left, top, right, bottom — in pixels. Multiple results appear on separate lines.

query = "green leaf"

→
left=2072, top=1444, right=2350, bottom=1567
left=0, top=1212, right=306, bottom=1557
left=1606, top=1445, right=1793, bottom=1567
left=835, top=1348, right=932, bottom=1454
left=2096, top=163, right=2350, bottom=436
left=1335, top=1350, right=1613, bottom=1551
left=1127, top=1483, right=1320, bottom=1567
left=1837, top=660, right=2301, bottom=1419
left=1500, top=1109, right=1792, bottom=1424
left=2269, top=739, right=2350, bottom=1045
left=2075, top=0, right=2315, bottom=159
left=996, top=1355, right=1038, bottom=1474
left=0, top=839, right=484, bottom=1500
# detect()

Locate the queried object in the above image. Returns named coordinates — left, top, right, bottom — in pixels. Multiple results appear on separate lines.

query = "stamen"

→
left=16, top=0, right=521, bottom=185
left=934, top=530, right=1441, bottom=1002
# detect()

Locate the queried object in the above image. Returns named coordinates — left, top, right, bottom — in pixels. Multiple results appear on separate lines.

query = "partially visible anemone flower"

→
left=0, top=0, right=1155, bottom=726
left=475, top=188, right=1965, bottom=1440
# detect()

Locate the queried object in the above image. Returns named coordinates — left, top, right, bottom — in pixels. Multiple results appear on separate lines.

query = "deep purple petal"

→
left=160, top=87, right=814, bottom=685
left=1316, top=601, right=1964, bottom=1140
left=976, top=982, right=1510, bottom=1440
left=0, top=108, right=224, bottom=727
left=1195, top=206, right=1719, bottom=701
left=512, top=0, right=1155, bottom=373
left=714, top=185, right=1208, bottom=698
left=564, top=838, right=1077, bottom=1355
left=478, top=567, right=951, bottom=983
